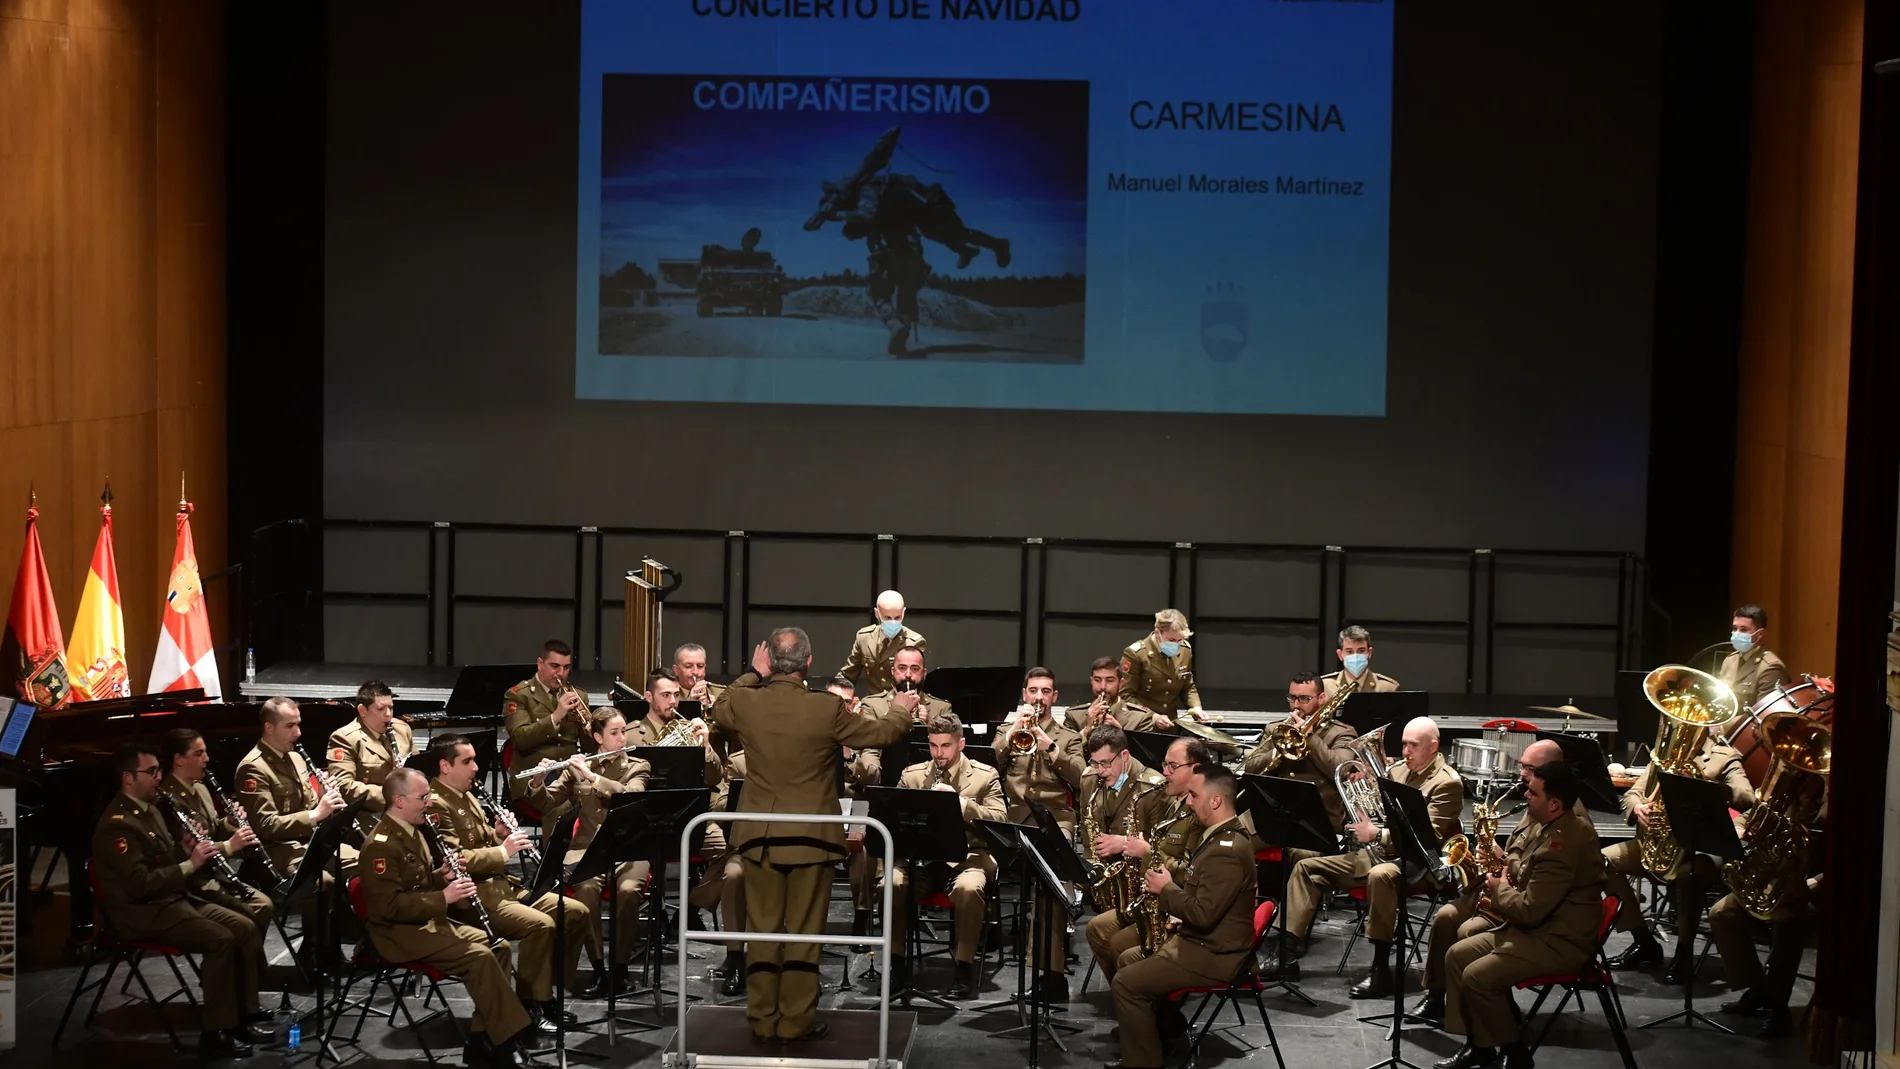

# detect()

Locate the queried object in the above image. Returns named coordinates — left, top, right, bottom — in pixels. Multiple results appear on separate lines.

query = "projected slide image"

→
left=599, top=74, right=1088, bottom=363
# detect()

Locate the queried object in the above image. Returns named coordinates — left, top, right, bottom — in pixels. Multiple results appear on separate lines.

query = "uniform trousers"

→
left=369, top=920, right=531, bottom=1044
left=119, top=898, right=265, bottom=1031
left=1708, top=892, right=1815, bottom=1007
left=1601, top=839, right=1719, bottom=945
left=1444, top=929, right=1591, bottom=1048
left=475, top=888, right=591, bottom=1002
left=566, top=858, right=652, bottom=964
left=1423, top=896, right=1497, bottom=991
left=1284, top=849, right=1374, bottom=940
left=1111, top=940, right=1247, bottom=1068
left=890, top=853, right=995, bottom=963
left=690, top=823, right=747, bottom=935
left=1086, top=908, right=1146, bottom=982
left=741, top=858, right=833, bottom=1040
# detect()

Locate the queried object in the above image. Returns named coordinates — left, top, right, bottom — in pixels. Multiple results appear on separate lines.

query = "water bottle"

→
left=244, top=648, right=257, bottom=684
left=286, top=1019, right=301, bottom=1052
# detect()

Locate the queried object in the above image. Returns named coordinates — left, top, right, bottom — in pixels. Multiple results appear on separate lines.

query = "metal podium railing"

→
left=664, top=811, right=899, bottom=1069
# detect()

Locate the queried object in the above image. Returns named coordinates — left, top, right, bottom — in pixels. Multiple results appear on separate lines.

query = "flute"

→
left=423, top=814, right=495, bottom=938
left=509, top=744, right=639, bottom=781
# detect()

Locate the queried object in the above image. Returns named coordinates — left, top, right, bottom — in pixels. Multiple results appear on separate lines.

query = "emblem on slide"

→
left=1200, top=282, right=1249, bottom=363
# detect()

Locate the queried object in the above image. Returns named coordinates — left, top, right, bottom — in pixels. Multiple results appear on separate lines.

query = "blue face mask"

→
left=1111, top=769, right=1128, bottom=791
left=1158, top=640, right=1182, bottom=659
left=1730, top=631, right=1754, bottom=654
left=879, top=619, right=903, bottom=640
left=1343, top=653, right=1370, bottom=676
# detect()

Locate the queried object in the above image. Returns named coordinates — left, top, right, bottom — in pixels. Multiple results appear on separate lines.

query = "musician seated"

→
left=1602, top=721, right=1754, bottom=979
left=1119, top=608, right=1204, bottom=730
left=888, top=712, right=1007, bottom=998
left=1086, top=737, right=1212, bottom=986
left=427, top=734, right=592, bottom=1029
left=992, top=667, right=1088, bottom=997
left=1065, top=655, right=1157, bottom=734
left=326, top=679, right=416, bottom=839
left=858, top=646, right=950, bottom=725
left=361, top=768, right=549, bottom=1067
left=1280, top=717, right=1464, bottom=999
left=835, top=677, right=887, bottom=934
left=1414, top=738, right=1565, bottom=1027
left=235, top=696, right=348, bottom=954
left=94, top=742, right=276, bottom=1059
left=1107, top=765, right=1257, bottom=1069
left=1717, top=603, right=1792, bottom=709
left=672, top=642, right=727, bottom=712
left=159, top=728, right=266, bottom=892
left=1710, top=873, right=1821, bottom=1038
left=1322, top=624, right=1403, bottom=697
left=502, top=639, right=589, bottom=807
left=1437, top=762, right=1603, bottom=1069
left=625, top=667, right=745, bottom=987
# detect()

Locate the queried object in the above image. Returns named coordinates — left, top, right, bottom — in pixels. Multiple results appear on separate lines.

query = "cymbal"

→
left=1527, top=704, right=1608, bottom=720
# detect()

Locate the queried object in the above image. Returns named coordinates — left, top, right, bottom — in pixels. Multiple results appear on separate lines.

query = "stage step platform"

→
left=662, top=1005, right=917, bottom=1069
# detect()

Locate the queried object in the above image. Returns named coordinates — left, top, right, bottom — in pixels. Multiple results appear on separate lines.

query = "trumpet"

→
left=424, top=814, right=495, bottom=938
left=511, top=744, right=641, bottom=781
left=1005, top=703, right=1043, bottom=756
left=204, top=768, right=286, bottom=886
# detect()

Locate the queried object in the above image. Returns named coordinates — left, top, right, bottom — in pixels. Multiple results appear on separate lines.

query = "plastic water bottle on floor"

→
left=287, top=1019, right=301, bottom=1052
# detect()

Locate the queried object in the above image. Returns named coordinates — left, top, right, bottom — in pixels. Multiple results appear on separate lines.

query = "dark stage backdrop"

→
left=319, top=1, right=1664, bottom=695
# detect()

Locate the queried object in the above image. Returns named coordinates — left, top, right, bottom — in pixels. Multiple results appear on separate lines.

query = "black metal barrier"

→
left=287, top=520, right=1645, bottom=693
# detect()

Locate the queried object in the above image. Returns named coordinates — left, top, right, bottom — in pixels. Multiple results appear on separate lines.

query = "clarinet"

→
left=470, top=782, right=544, bottom=870
left=294, top=741, right=344, bottom=800
left=423, top=814, right=496, bottom=938
left=204, top=767, right=287, bottom=885
left=156, top=793, right=253, bottom=895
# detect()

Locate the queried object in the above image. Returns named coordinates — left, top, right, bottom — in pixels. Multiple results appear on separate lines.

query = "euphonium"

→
left=1334, top=760, right=1392, bottom=859
left=655, top=716, right=710, bottom=746
left=1634, top=665, right=1739, bottom=878
left=1722, top=713, right=1830, bottom=919
left=1257, top=670, right=1359, bottom=773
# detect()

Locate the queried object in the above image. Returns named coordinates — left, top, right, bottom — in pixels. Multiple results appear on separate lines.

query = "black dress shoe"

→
left=529, top=1005, right=561, bottom=1034
left=789, top=1020, right=831, bottom=1041
left=1431, top=1044, right=1500, bottom=1069
left=1662, top=953, right=1695, bottom=986
left=1605, top=936, right=1662, bottom=970
left=198, top=1031, right=252, bottom=1060
left=1758, top=1007, right=1792, bottom=1038
left=1038, top=972, right=1071, bottom=1003
left=515, top=1027, right=556, bottom=1053
left=721, top=963, right=746, bottom=997
left=537, top=1002, right=580, bottom=1027
left=1157, top=1004, right=1189, bottom=1039
left=1720, top=991, right=1769, bottom=1017
left=946, top=961, right=978, bottom=999
left=1410, top=990, right=1446, bottom=1026
left=1350, top=968, right=1394, bottom=1001
left=1258, top=954, right=1301, bottom=982
left=574, top=966, right=610, bottom=1000
left=1502, top=1041, right=1535, bottom=1069
left=238, top=1021, right=277, bottom=1044
left=463, top=1037, right=497, bottom=1068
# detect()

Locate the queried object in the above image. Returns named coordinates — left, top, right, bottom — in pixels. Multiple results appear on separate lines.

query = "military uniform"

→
left=158, top=774, right=278, bottom=923
left=427, top=780, right=591, bottom=1003
left=235, top=741, right=325, bottom=875
left=1064, top=696, right=1157, bottom=734
left=706, top=670, right=911, bottom=1040
left=1601, top=739, right=1753, bottom=942
left=1110, top=814, right=1258, bottom=1068
left=994, top=708, right=1086, bottom=827
left=1444, top=807, right=1604, bottom=1049
left=1718, top=645, right=1792, bottom=710
left=1321, top=668, right=1402, bottom=697
left=858, top=689, right=950, bottom=730
left=357, top=813, right=531, bottom=1047
left=837, top=623, right=927, bottom=696
left=532, top=752, right=651, bottom=964
left=1423, top=799, right=1588, bottom=993
left=1119, top=635, right=1203, bottom=717
left=1085, top=790, right=1203, bottom=982
left=889, top=755, right=1008, bottom=963
left=623, top=711, right=741, bottom=932
left=1709, top=874, right=1820, bottom=1010
left=1284, top=752, right=1465, bottom=943
left=1241, top=718, right=1359, bottom=832
left=327, top=716, right=417, bottom=838
left=503, top=676, right=589, bottom=803
left=91, top=793, right=268, bottom=1033
left=844, top=744, right=884, bottom=913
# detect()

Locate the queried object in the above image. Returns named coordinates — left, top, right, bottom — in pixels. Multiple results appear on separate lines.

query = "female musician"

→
left=1119, top=609, right=1205, bottom=729
left=527, top=709, right=652, bottom=998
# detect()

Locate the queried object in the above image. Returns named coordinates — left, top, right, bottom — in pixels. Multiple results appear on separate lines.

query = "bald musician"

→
left=839, top=589, right=927, bottom=696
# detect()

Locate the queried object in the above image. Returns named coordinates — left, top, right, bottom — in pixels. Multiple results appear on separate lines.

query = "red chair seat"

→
left=1347, top=886, right=1367, bottom=901
left=1254, top=847, right=1282, bottom=863
left=1517, top=967, right=1611, bottom=989
left=919, top=891, right=954, bottom=909
left=394, top=961, right=449, bottom=983
left=115, top=938, right=191, bottom=956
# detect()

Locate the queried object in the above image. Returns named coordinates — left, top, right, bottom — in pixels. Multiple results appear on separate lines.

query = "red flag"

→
left=147, top=496, right=221, bottom=698
left=3, top=501, right=72, bottom=708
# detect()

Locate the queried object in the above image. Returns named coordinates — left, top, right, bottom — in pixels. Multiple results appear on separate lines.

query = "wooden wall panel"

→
left=0, top=0, right=226, bottom=693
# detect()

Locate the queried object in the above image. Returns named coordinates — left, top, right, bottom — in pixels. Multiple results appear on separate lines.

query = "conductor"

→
left=708, top=627, right=912, bottom=1043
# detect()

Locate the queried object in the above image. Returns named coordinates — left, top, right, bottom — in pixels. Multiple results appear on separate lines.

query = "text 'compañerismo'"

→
left=693, top=79, right=992, bottom=113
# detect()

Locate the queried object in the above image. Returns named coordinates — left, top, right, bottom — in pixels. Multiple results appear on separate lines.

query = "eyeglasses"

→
left=1161, top=760, right=1191, bottom=774
left=1086, top=756, right=1121, bottom=770
left=134, top=766, right=162, bottom=779
left=1286, top=693, right=1319, bottom=703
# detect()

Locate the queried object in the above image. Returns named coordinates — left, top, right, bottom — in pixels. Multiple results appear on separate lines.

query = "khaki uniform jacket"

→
left=859, top=690, right=951, bottom=729
left=327, top=716, right=417, bottom=835
left=537, top=753, right=650, bottom=855
left=235, top=742, right=320, bottom=871
left=713, top=750, right=746, bottom=814
left=427, top=780, right=523, bottom=917
left=1082, top=758, right=1169, bottom=845
left=844, top=745, right=881, bottom=799
left=159, top=775, right=241, bottom=854
left=1490, top=808, right=1604, bottom=952
left=708, top=671, right=911, bottom=865
left=1064, top=697, right=1157, bottom=735
left=357, top=814, right=461, bottom=950
left=838, top=624, right=927, bottom=696
left=898, top=755, right=1008, bottom=854
left=1718, top=647, right=1792, bottom=711
left=625, top=712, right=725, bottom=787
left=994, top=710, right=1086, bottom=824
left=1380, top=753, right=1466, bottom=851
left=1121, top=635, right=1202, bottom=715
left=1157, top=815, right=1258, bottom=964
left=1241, top=719, right=1359, bottom=831
left=1147, top=793, right=1205, bottom=882
left=1622, top=740, right=1756, bottom=817
left=1321, top=669, right=1402, bottom=697
left=503, top=677, right=588, bottom=796
left=92, top=793, right=243, bottom=934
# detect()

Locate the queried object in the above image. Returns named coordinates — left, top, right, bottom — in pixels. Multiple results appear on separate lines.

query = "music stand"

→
left=1339, top=692, right=1429, bottom=738
left=1640, top=771, right=1746, bottom=1033
left=1356, top=779, right=1441, bottom=1063
left=863, top=785, right=969, bottom=1010
left=1240, top=775, right=1338, bottom=1007
left=1536, top=731, right=1623, bottom=812
left=523, top=803, right=596, bottom=1065
left=922, top=666, right=1023, bottom=721
left=1009, top=823, right=1084, bottom=1069
left=559, top=800, right=661, bottom=1044
left=968, top=818, right=1085, bottom=1046
left=615, top=788, right=712, bottom=1027
left=292, top=802, right=363, bottom=1065
left=1124, top=730, right=1177, bottom=776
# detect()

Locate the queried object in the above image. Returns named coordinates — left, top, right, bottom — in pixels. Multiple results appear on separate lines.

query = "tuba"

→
left=1634, top=665, right=1739, bottom=878
left=1722, top=713, right=1830, bottom=919
left=1334, top=724, right=1393, bottom=857
left=1257, top=670, right=1359, bottom=773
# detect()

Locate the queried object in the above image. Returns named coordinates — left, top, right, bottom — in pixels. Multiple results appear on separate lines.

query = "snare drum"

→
left=1452, top=738, right=1501, bottom=778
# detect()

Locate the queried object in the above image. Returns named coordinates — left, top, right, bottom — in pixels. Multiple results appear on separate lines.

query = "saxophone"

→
left=1126, top=805, right=1192, bottom=955
left=1439, top=781, right=1526, bottom=923
left=1255, top=670, right=1359, bottom=773
left=1722, top=714, right=1829, bottom=919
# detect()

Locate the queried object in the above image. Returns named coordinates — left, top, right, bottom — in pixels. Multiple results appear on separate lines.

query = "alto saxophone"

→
left=1127, top=805, right=1192, bottom=955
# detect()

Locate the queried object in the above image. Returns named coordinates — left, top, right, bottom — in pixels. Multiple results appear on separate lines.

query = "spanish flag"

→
left=68, top=498, right=129, bottom=702
left=2, top=499, right=71, bottom=708
left=147, top=495, right=221, bottom=698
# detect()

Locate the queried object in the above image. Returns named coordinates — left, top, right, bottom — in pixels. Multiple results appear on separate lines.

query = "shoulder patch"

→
left=330, top=747, right=348, bottom=762
left=1121, top=657, right=1135, bottom=675
left=244, top=776, right=259, bottom=793
left=1546, top=839, right=1563, bottom=852
left=114, top=836, right=128, bottom=854
left=373, top=857, right=388, bottom=875
left=505, top=700, right=519, bottom=715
